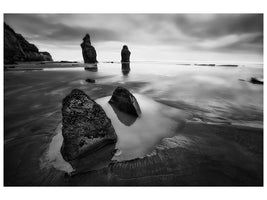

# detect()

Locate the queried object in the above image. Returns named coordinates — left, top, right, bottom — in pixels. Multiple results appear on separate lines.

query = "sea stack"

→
left=121, top=45, right=131, bottom=62
left=80, top=34, right=97, bottom=63
left=109, top=86, right=141, bottom=117
left=61, top=89, right=117, bottom=171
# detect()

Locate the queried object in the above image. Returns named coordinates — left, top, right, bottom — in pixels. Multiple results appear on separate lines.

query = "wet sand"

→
left=4, top=62, right=263, bottom=186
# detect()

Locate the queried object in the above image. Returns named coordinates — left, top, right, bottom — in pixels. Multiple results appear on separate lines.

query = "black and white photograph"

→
left=1, top=1, right=266, bottom=198
left=3, top=13, right=263, bottom=187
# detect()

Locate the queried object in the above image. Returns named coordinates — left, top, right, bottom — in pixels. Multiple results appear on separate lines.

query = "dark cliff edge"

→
left=4, top=23, right=53, bottom=64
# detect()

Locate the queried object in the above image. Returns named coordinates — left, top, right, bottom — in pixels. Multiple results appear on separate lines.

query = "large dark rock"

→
left=121, top=45, right=131, bottom=62
left=61, top=89, right=117, bottom=171
left=109, top=86, right=141, bottom=117
left=4, top=23, right=53, bottom=64
left=81, top=34, right=97, bottom=63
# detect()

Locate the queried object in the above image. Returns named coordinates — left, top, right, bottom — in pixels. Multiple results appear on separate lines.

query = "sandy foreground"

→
left=4, top=62, right=263, bottom=186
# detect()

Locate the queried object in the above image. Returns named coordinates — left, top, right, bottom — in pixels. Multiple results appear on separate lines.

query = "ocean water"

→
left=4, top=61, right=263, bottom=185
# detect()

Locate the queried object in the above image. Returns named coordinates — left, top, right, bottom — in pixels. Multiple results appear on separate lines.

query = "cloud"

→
left=4, top=14, right=120, bottom=44
left=172, top=14, right=263, bottom=38
left=153, top=14, right=263, bottom=54
left=4, top=14, right=263, bottom=62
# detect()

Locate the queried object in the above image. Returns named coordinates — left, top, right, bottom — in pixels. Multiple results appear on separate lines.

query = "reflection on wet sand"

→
left=4, top=61, right=263, bottom=185
left=109, top=103, right=137, bottom=126
left=84, top=63, right=98, bottom=72
left=121, top=62, right=130, bottom=76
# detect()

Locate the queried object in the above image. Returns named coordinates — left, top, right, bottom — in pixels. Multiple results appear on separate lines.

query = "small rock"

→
left=85, top=78, right=95, bottom=83
left=109, top=86, right=141, bottom=117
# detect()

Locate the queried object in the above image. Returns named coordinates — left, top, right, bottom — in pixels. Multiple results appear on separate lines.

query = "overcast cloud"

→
left=4, top=14, right=263, bottom=62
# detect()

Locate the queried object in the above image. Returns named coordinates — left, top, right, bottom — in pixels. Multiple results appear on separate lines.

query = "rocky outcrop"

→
left=81, top=34, right=97, bottom=63
left=109, top=86, right=141, bottom=117
left=121, top=45, right=131, bottom=62
left=4, top=23, right=53, bottom=64
left=61, top=89, right=117, bottom=171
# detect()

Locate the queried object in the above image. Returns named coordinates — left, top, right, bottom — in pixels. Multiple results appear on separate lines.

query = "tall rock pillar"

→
left=121, top=45, right=131, bottom=62
left=81, top=34, right=97, bottom=63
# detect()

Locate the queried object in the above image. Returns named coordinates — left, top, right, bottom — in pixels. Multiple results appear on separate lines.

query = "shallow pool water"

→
left=97, top=94, right=187, bottom=161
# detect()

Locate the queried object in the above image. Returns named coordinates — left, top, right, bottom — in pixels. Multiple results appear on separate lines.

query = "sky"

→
left=4, top=14, right=263, bottom=63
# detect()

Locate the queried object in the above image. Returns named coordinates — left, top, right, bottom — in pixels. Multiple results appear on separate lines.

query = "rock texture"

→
left=4, top=23, right=52, bottom=64
left=109, top=86, right=141, bottom=117
left=121, top=45, right=131, bottom=62
left=81, top=34, right=97, bottom=63
left=61, top=89, right=117, bottom=171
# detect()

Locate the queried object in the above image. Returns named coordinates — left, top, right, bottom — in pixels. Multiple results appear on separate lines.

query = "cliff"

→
left=4, top=23, right=53, bottom=64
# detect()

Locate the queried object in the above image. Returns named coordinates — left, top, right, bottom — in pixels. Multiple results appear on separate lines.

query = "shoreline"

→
left=4, top=62, right=263, bottom=186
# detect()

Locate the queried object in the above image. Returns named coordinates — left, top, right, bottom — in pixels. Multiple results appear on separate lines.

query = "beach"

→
left=4, top=61, right=263, bottom=186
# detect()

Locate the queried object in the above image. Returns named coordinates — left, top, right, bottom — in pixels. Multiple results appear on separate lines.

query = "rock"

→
left=250, top=77, right=263, bottom=85
left=4, top=23, right=53, bottom=64
left=81, top=34, right=97, bottom=63
left=39, top=52, right=53, bottom=61
left=61, top=89, right=117, bottom=171
left=109, top=86, right=141, bottom=117
left=121, top=45, right=131, bottom=62
left=85, top=78, right=95, bottom=83
left=109, top=102, right=138, bottom=126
